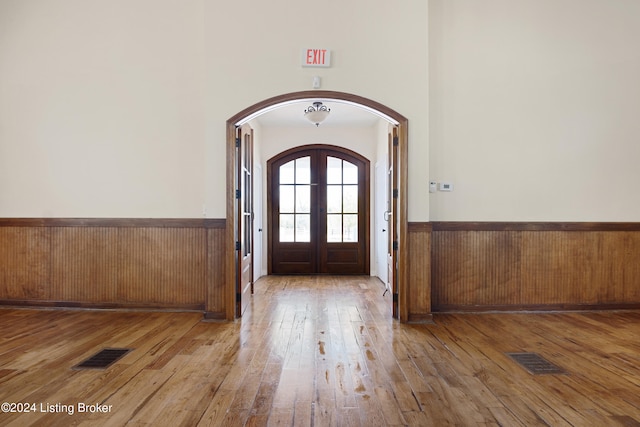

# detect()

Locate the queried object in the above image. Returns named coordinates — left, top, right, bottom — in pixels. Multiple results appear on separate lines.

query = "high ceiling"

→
left=252, top=99, right=387, bottom=129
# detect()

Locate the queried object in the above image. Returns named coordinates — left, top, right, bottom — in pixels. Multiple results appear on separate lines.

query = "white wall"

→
left=6, top=0, right=639, bottom=223
left=259, top=127, right=378, bottom=169
left=250, top=121, right=264, bottom=278
left=375, top=120, right=390, bottom=284
left=204, top=0, right=430, bottom=221
left=0, top=0, right=206, bottom=217
left=1, top=0, right=429, bottom=220
left=429, top=0, right=640, bottom=221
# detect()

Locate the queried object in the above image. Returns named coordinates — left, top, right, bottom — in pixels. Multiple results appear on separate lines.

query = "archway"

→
left=225, top=91, right=409, bottom=321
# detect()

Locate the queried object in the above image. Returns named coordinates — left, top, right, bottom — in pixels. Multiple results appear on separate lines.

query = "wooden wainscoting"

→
left=4, top=219, right=639, bottom=319
left=431, top=222, right=640, bottom=312
left=407, top=222, right=432, bottom=322
left=0, top=219, right=226, bottom=317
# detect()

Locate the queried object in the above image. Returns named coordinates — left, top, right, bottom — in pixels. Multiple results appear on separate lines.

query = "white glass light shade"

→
left=304, top=101, right=330, bottom=126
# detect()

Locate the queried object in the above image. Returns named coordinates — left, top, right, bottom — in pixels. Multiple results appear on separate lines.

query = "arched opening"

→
left=224, top=91, right=409, bottom=321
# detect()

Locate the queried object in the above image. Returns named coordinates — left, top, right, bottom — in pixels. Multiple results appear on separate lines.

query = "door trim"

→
left=226, top=90, right=408, bottom=321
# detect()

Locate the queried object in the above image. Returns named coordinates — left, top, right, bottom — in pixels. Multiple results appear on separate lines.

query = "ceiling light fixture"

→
left=304, top=101, right=330, bottom=126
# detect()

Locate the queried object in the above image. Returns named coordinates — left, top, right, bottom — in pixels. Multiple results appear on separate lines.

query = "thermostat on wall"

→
left=438, top=182, right=454, bottom=192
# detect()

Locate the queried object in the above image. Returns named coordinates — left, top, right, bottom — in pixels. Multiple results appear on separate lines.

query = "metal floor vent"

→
left=74, top=348, right=132, bottom=369
left=507, top=352, right=567, bottom=375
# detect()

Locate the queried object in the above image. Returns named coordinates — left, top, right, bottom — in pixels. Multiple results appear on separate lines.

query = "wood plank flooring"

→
left=0, top=275, right=639, bottom=426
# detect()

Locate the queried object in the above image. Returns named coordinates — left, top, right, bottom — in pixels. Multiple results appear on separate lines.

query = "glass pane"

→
left=296, top=185, right=310, bottom=213
left=327, top=214, right=342, bottom=242
left=244, top=134, right=251, bottom=166
left=296, top=157, right=310, bottom=184
left=327, top=156, right=342, bottom=184
left=279, top=214, right=295, bottom=242
left=343, top=185, right=358, bottom=213
left=279, top=185, right=294, bottom=213
left=244, top=215, right=251, bottom=256
left=327, top=185, right=342, bottom=213
left=280, top=160, right=295, bottom=184
left=244, top=171, right=251, bottom=212
left=343, top=161, right=358, bottom=184
left=296, top=214, right=310, bottom=242
left=343, top=214, right=358, bottom=242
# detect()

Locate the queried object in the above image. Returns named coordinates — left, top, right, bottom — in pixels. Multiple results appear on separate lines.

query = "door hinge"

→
left=393, top=136, right=399, bottom=146
left=235, top=241, right=241, bottom=250
left=393, top=188, right=398, bottom=199
left=393, top=293, right=399, bottom=303
left=393, top=241, right=398, bottom=251
left=235, top=189, right=241, bottom=199
left=235, top=137, right=241, bottom=148
left=236, top=292, right=241, bottom=300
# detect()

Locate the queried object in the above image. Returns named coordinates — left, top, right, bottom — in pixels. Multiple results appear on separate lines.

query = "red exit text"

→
left=302, top=49, right=331, bottom=67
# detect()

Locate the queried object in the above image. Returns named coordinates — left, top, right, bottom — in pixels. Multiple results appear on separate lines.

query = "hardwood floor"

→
left=0, top=275, right=639, bottom=426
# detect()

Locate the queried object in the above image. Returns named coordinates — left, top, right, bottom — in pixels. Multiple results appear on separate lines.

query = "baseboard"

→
left=0, top=299, right=205, bottom=312
left=432, top=303, right=640, bottom=313
left=407, top=313, right=434, bottom=323
left=203, top=311, right=227, bottom=321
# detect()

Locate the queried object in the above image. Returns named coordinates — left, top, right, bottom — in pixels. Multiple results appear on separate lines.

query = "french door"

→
left=236, top=124, right=253, bottom=316
left=269, top=146, right=369, bottom=275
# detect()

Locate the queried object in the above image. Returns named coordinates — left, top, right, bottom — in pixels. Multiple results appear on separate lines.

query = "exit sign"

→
left=301, top=48, right=331, bottom=67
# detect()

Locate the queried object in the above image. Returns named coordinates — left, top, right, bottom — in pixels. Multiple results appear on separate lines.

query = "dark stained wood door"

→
left=269, top=146, right=369, bottom=275
left=236, top=124, right=253, bottom=316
